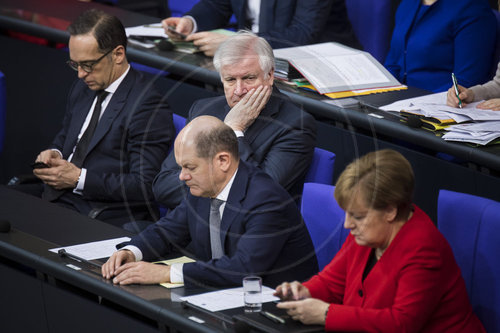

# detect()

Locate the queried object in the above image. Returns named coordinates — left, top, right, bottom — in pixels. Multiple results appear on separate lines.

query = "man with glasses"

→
left=26, top=9, right=174, bottom=226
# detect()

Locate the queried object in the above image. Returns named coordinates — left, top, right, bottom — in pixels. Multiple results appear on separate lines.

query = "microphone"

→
left=156, top=39, right=174, bottom=51
left=0, top=220, right=11, bottom=233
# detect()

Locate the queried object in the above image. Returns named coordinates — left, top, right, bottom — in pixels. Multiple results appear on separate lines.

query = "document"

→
left=155, top=256, right=196, bottom=289
left=180, top=286, right=279, bottom=312
left=273, top=42, right=402, bottom=94
left=49, top=237, right=131, bottom=260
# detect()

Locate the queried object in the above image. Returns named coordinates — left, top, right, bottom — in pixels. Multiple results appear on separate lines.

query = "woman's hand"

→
left=277, top=298, right=330, bottom=325
left=274, top=281, right=311, bottom=301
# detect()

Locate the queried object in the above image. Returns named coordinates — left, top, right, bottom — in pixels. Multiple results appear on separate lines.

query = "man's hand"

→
left=33, top=158, right=81, bottom=189
left=162, top=17, right=193, bottom=40
left=111, top=261, right=171, bottom=285
left=186, top=31, right=229, bottom=57
left=274, top=280, right=311, bottom=301
left=446, top=84, right=474, bottom=108
left=35, top=149, right=62, bottom=165
left=102, top=250, right=136, bottom=279
left=277, top=298, right=329, bottom=325
left=477, top=98, right=500, bottom=111
left=224, top=85, right=271, bottom=132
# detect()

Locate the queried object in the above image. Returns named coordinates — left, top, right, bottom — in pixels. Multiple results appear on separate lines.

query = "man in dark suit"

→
left=162, top=0, right=360, bottom=56
left=102, top=116, right=318, bottom=287
left=153, top=31, right=316, bottom=209
left=29, top=9, right=174, bottom=223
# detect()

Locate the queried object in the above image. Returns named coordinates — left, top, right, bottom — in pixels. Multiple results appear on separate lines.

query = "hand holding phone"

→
left=166, top=26, right=187, bottom=40
left=31, top=161, right=49, bottom=169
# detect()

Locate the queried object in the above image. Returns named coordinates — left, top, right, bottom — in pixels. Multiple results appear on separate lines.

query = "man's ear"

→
left=113, top=45, right=126, bottom=64
left=215, top=152, right=231, bottom=172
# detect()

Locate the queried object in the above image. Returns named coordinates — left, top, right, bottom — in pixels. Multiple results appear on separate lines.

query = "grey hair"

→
left=213, top=30, right=275, bottom=79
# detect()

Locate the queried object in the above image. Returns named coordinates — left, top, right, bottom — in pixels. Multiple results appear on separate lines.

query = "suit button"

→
left=358, top=289, right=363, bottom=297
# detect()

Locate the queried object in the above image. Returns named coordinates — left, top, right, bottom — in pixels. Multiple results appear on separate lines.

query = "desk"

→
left=2, top=186, right=317, bottom=332
left=1, top=0, right=499, bottom=220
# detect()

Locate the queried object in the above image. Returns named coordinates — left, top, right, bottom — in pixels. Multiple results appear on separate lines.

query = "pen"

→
left=260, top=311, right=285, bottom=324
left=58, top=249, right=102, bottom=269
left=451, top=73, right=462, bottom=109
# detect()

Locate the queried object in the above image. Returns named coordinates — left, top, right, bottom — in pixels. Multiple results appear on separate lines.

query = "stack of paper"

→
left=442, top=121, right=500, bottom=145
left=273, top=42, right=406, bottom=97
left=380, top=92, right=500, bottom=144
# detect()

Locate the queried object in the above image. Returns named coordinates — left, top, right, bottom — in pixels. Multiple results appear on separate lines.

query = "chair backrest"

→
left=491, top=9, right=500, bottom=77
left=345, top=0, right=393, bottom=63
left=438, top=189, right=500, bottom=333
left=173, top=113, right=186, bottom=137
left=301, top=183, right=349, bottom=270
left=0, top=71, right=6, bottom=154
left=304, top=147, right=335, bottom=185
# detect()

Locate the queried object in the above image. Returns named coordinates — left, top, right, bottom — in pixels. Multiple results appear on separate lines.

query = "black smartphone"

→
left=166, top=26, right=187, bottom=40
left=31, top=161, right=49, bottom=169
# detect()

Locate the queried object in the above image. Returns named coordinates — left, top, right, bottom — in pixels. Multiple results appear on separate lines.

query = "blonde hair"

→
left=334, top=149, right=414, bottom=220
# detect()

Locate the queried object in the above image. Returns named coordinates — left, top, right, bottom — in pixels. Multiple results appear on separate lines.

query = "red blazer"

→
left=303, top=206, right=485, bottom=332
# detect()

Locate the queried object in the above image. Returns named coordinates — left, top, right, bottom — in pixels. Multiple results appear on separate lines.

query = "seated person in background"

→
left=153, top=31, right=316, bottom=210
left=102, top=116, right=318, bottom=288
left=384, top=0, right=496, bottom=93
left=15, top=9, right=174, bottom=224
left=275, top=149, right=485, bottom=332
left=447, top=61, right=500, bottom=110
left=162, top=0, right=360, bottom=56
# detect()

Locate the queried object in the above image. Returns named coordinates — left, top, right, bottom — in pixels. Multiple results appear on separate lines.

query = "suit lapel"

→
left=85, top=69, right=135, bottom=158
left=193, top=197, right=213, bottom=260
left=401, top=1, right=422, bottom=41
left=219, top=162, right=249, bottom=251
left=65, top=89, right=95, bottom=158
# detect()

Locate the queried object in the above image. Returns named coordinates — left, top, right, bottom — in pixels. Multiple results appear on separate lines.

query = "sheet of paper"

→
left=156, top=256, right=197, bottom=289
left=49, top=237, right=131, bottom=260
left=180, top=286, right=279, bottom=312
left=125, top=23, right=167, bottom=38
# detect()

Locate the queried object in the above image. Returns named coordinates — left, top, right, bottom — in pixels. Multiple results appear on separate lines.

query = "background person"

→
left=385, top=0, right=496, bottom=93
left=274, top=149, right=485, bottom=332
left=447, top=61, right=500, bottom=110
left=161, top=0, right=360, bottom=56
left=102, top=116, right=318, bottom=288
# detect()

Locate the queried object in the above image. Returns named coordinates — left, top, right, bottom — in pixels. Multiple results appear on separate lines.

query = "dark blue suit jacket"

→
left=187, top=0, right=360, bottom=49
left=132, top=161, right=318, bottom=288
left=47, top=67, right=174, bottom=219
left=384, top=0, right=496, bottom=92
left=153, top=88, right=316, bottom=209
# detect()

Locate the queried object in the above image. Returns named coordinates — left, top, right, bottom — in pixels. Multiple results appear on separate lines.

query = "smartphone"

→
left=31, top=161, right=49, bottom=169
left=166, top=26, right=187, bottom=40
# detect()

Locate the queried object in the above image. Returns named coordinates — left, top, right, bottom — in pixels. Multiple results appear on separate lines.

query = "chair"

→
left=0, top=71, right=6, bottom=154
left=345, top=0, right=394, bottom=63
left=301, top=183, right=349, bottom=270
left=304, top=147, right=335, bottom=185
left=438, top=189, right=500, bottom=333
left=173, top=113, right=186, bottom=137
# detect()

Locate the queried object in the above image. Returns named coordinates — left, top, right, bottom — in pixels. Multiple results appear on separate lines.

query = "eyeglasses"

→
left=66, top=48, right=113, bottom=73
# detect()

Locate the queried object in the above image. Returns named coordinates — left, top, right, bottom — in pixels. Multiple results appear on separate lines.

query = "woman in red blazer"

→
left=276, top=149, right=485, bottom=332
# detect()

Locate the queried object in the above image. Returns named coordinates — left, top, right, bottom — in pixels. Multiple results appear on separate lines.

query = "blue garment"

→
left=384, top=0, right=496, bottom=92
left=131, top=161, right=318, bottom=288
left=186, top=0, right=360, bottom=49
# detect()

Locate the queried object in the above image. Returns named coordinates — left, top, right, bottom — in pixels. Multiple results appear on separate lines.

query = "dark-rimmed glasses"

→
left=66, top=48, right=113, bottom=73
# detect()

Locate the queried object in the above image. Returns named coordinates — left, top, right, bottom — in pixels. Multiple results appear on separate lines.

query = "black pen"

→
left=58, top=249, right=102, bottom=269
left=260, top=311, right=285, bottom=324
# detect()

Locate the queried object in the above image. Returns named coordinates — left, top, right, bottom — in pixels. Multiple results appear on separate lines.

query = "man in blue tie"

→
left=102, top=115, right=318, bottom=288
